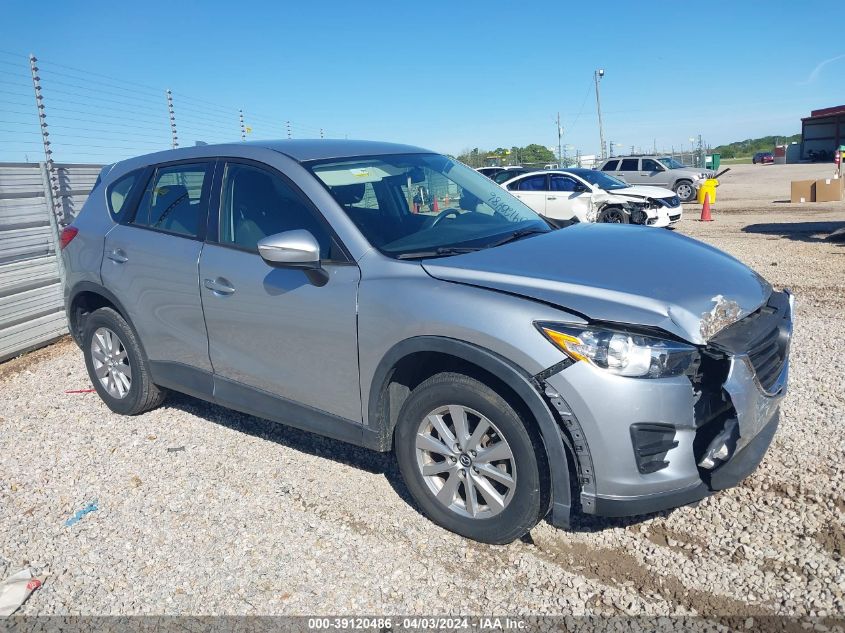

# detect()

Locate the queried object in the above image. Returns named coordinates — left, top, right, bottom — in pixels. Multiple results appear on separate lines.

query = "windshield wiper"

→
left=487, top=227, right=547, bottom=248
left=395, top=246, right=482, bottom=260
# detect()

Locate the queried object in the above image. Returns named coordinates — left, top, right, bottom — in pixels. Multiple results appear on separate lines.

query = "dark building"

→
left=801, top=105, right=845, bottom=160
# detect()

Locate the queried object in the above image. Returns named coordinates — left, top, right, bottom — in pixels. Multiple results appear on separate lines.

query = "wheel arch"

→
left=368, top=336, right=573, bottom=527
left=66, top=281, right=136, bottom=347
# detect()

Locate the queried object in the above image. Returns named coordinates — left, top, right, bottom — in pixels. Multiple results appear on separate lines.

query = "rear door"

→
left=198, top=160, right=362, bottom=422
left=101, top=160, right=214, bottom=376
left=616, top=157, right=641, bottom=184
left=506, top=174, right=548, bottom=216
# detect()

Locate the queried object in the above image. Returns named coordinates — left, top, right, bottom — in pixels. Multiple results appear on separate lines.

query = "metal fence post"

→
left=38, top=161, right=66, bottom=282
left=166, top=89, right=178, bottom=148
left=239, top=109, right=246, bottom=141
left=29, top=54, right=63, bottom=225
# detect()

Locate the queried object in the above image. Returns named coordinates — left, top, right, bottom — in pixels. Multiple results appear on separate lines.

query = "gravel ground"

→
left=1, top=207, right=843, bottom=618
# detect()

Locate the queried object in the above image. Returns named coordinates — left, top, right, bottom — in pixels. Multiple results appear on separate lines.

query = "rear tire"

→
left=394, top=372, right=546, bottom=544
left=82, top=307, right=166, bottom=415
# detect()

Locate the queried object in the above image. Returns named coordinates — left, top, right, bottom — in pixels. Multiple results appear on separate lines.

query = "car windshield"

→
left=658, top=157, right=687, bottom=169
left=572, top=170, right=628, bottom=190
left=309, top=153, right=550, bottom=259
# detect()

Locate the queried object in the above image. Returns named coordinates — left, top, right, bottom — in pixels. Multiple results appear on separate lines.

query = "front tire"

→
left=82, top=307, right=166, bottom=415
left=674, top=180, right=696, bottom=202
left=394, top=372, right=547, bottom=544
left=597, top=206, right=629, bottom=224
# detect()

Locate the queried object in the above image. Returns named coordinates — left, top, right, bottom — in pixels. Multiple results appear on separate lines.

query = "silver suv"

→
left=598, top=155, right=712, bottom=202
left=61, top=140, right=791, bottom=543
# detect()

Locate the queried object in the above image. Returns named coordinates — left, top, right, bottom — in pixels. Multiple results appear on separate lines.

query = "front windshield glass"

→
left=658, top=157, right=686, bottom=169
left=309, top=153, right=549, bottom=258
left=574, top=170, right=628, bottom=190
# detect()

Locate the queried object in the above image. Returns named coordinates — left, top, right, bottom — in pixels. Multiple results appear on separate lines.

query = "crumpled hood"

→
left=422, top=225, right=771, bottom=345
left=609, top=185, right=676, bottom=200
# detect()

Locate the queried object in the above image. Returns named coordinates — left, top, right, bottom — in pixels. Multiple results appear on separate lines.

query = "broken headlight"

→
left=537, top=323, right=699, bottom=378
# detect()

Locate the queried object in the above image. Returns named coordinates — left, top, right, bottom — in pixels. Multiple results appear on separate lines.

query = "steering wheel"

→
left=429, top=208, right=460, bottom=228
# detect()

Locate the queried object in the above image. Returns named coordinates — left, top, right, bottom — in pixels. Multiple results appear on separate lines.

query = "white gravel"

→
left=0, top=206, right=843, bottom=618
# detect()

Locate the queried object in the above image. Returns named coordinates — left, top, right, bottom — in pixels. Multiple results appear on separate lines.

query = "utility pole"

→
left=556, top=112, right=562, bottom=166
left=594, top=69, right=606, bottom=160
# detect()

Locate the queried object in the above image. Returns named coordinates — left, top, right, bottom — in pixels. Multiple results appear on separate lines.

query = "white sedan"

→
left=499, top=169, right=683, bottom=227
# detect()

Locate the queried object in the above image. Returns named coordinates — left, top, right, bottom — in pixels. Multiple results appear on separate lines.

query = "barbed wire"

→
left=0, top=49, right=349, bottom=163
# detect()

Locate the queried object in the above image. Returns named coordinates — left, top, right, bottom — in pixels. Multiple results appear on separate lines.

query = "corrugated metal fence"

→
left=0, top=162, right=101, bottom=361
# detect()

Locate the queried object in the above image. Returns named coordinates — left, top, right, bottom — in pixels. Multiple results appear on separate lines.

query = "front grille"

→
left=707, top=291, right=792, bottom=393
left=747, top=325, right=787, bottom=391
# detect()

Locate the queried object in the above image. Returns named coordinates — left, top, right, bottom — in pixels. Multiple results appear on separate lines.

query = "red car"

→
left=753, top=151, right=774, bottom=164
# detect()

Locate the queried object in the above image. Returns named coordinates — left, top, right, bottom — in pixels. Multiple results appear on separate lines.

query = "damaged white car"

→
left=500, top=169, right=683, bottom=227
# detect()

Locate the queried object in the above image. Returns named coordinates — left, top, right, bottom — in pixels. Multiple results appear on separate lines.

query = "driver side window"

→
left=514, top=175, right=547, bottom=191
left=642, top=159, right=661, bottom=171
left=219, top=162, right=337, bottom=259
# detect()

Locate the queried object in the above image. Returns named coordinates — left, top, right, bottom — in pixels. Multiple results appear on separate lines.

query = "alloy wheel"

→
left=90, top=327, right=132, bottom=399
left=415, top=405, right=517, bottom=519
left=676, top=183, right=694, bottom=201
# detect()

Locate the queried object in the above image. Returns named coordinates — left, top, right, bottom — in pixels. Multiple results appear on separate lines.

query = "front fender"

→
left=369, top=336, right=574, bottom=528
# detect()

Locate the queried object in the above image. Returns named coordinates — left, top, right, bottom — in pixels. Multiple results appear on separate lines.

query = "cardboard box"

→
left=790, top=180, right=816, bottom=203
left=815, top=176, right=844, bottom=202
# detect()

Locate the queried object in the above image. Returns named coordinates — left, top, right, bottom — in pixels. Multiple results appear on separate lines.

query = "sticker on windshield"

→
left=350, top=169, right=371, bottom=178
left=486, top=192, right=522, bottom=222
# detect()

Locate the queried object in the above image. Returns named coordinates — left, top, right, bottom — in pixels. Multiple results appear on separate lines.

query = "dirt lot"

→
left=692, top=162, right=840, bottom=211
left=0, top=183, right=843, bottom=618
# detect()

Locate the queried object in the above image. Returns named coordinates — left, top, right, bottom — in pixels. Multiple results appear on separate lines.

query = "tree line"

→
left=456, top=144, right=558, bottom=168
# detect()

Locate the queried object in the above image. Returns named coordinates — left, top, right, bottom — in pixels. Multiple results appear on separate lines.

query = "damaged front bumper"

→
left=540, top=290, right=792, bottom=522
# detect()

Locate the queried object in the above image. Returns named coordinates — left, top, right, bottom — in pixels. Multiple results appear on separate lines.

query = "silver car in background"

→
left=598, top=155, right=713, bottom=202
left=61, top=140, right=792, bottom=543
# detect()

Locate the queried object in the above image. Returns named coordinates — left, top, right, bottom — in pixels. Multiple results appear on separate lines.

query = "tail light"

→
left=59, top=226, right=79, bottom=250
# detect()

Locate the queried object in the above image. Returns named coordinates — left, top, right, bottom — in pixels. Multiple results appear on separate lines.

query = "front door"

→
left=546, top=174, right=592, bottom=221
left=101, top=160, right=214, bottom=374
left=640, top=158, right=670, bottom=187
left=199, top=160, right=362, bottom=422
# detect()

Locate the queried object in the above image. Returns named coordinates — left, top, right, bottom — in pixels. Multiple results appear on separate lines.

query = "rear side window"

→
left=514, top=175, right=547, bottom=191
left=619, top=158, right=639, bottom=171
left=133, top=162, right=212, bottom=238
left=601, top=160, right=619, bottom=171
left=106, top=171, right=141, bottom=219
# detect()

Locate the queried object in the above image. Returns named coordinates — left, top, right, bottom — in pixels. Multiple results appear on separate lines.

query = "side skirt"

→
left=149, top=361, right=381, bottom=450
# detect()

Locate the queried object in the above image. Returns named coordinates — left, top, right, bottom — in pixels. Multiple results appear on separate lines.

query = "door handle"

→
left=546, top=196, right=557, bottom=200
left=204, top=278, right=236, bottom=296
left=106, top=249, right=128, bottom=263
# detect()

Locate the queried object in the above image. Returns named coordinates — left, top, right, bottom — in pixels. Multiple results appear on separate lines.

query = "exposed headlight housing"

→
left=537, top=323, right=699, bottom=378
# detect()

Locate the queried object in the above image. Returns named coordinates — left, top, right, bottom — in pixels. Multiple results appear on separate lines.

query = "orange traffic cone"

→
left=700, top=192, right=713, bottom=222
left=432, top=197, right=439, bottom=212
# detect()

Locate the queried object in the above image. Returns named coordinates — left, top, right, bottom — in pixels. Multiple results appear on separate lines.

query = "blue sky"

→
left=1, top=0, right=843, bottom=163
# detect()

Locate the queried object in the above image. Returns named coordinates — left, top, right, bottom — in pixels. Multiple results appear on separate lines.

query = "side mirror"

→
left=257, top=229, right=321, bottom=269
